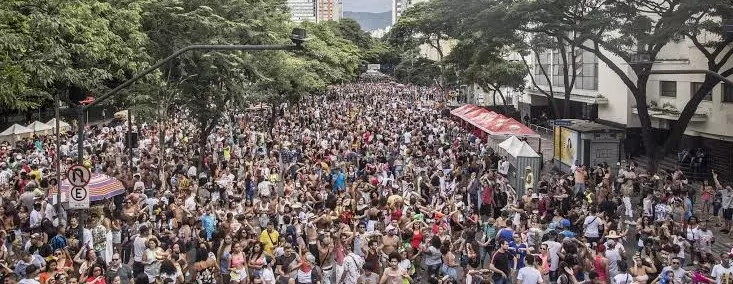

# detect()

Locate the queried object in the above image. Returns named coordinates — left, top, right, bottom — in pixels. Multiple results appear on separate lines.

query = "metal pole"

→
left=77, top=107, right=84, bottom=163
left=72, top=44, right=301, bottom=173
left=75, top=107, right=85, bottom=232
left=54, top=93, right=62, bottom=216
left=128, top=109, right=133, bottom=169
left=82, top=44, right=302, bottom=110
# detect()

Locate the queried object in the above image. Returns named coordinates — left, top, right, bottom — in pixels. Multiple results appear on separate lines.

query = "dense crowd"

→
left=0, top=82, right=732, bottom=284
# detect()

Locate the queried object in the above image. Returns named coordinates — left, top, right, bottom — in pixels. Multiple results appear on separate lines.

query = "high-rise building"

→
left=317, top=0, right=343, bottom=22
left=393, top=0, right=428, bottom=25
left=392, top=0, right=408, bottom=25
left=287, top=0, right=317, bottom=22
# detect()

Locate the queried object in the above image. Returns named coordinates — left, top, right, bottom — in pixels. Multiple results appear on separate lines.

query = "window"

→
left=551, top=50, right=562, bottom=86
left=691, top=82, right=712, bottom=101
left=534, top=51, right=551, bottom=86
left=574, top=50, right=598, bottom=90
left=724, top=84, right=733, bottom=103
left=660, top=81, right=677, bottom=97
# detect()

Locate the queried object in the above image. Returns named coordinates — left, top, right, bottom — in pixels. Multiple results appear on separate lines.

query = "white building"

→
left=516, top=33, right=733, bottom=179
left=287, top=0, right=317, bottom=22
left=287, top=0, right=342, bottom=22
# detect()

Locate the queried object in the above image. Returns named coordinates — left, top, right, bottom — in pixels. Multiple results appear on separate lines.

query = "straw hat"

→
left=605, top=230, right=622, bottom=239
left=291, top=202, right=303, bottom=209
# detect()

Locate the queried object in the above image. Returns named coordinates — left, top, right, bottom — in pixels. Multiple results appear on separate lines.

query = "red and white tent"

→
left=451, top=104, right=539, bottom=138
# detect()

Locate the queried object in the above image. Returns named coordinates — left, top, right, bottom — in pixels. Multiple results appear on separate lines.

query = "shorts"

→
left=714, top=203, right=722, bottom=216
left=724, top=208, right=733, bottom=220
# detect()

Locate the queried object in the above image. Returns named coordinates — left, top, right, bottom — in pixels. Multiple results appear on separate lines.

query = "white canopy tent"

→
left=46, top=118, right=72, bottom=132
left=0, top=124, right=33, bottom=143
left=503, top=141, right=542, bottom=196
left=497, top=136, right=523, bottom=154
left=27, top=121, right=53, bottom=135
left=507, top=142, right=541, bottom=158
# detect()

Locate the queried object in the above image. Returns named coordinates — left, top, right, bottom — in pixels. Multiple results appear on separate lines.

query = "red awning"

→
left=450, top=105, right=480, bottom=118
left=486, top=118, right=539, bottom=137
left=451, top=104, right=539, bottom=138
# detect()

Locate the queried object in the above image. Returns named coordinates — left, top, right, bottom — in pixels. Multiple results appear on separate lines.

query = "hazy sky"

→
left=342, top=0, right=392, bottom=13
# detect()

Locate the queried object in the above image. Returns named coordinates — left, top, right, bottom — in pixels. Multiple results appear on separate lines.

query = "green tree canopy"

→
left=0, top=0, right=151, bottom=110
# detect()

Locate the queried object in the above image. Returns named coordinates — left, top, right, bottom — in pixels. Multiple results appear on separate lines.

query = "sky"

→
left=342, top=0, right=392, bottom=13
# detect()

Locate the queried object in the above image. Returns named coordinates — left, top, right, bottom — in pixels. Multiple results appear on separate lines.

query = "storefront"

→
left=552, top=119, right=625, bottom=172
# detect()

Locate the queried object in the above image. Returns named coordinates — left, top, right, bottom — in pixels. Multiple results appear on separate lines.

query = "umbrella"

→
left=47, top=173, right=126, bottom=202
left=46, top=119, right=72, bottom=132
left=27, top=121, right=53, bottom=134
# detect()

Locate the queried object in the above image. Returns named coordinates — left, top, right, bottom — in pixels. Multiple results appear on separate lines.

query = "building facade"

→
left=517, top=34, right=733, bottom=180
left=286, top=0, right=342, bottom=22
left=317, top=0, right=342, bottom=22
left=287, top=0, right=317, bottom=22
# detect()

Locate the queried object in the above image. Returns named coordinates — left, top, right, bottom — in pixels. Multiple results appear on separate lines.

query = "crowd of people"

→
left=0, top=81, right=732, bottom=284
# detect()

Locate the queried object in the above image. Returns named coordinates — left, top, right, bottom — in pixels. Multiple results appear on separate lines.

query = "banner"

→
left=554, top=127, right=579, bottom=166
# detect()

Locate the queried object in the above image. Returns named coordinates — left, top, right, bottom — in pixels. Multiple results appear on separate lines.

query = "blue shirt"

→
left=498, top=228, right=514, bottom=243
left=201, top=214, right=216, bottom=240
left=560, top=230, right=577, bottom=239
left=219, top=251, right=230, bottom=274
left=50, top=235, right=67, bottom=251
left=334, top=172, right=346, bottom=191
left=509, top=242, right=527, bottom=270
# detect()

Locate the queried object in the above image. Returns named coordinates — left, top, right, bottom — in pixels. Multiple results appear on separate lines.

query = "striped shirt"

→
left=0, top=170, right=11, bottom=186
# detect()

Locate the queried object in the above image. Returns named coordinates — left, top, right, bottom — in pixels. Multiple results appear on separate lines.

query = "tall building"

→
left=317, top=0, right=343, bottom=22
left=287, top=0, right=317, bottom=22
left=392, top=0, right=409, bottom=25
left=391, top=0, right=431, bottom=25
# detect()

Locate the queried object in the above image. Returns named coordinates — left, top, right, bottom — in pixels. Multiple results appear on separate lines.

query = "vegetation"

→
left=0, top=0, right=362, bottom=120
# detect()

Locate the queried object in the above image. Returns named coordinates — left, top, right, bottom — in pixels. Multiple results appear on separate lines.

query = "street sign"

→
left=553, top=120, right=573, bottom=126
left=68, top=187, right=90, bottom=209
left=66, top=165, right=91, bottom=187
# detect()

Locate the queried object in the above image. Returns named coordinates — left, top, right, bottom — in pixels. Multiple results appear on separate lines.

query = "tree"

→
left=389, top=0, right=455, bottom=86
left=514, top=33, right=581, bottom=118
left=137, top=0, right=294, bottom=165
left=463, top=60, right=526, bottom=106
left=470, top=0, right=732, bottom=171
left=394, top=55, right=442, bottom=86
left=0, top=0, right=151, bottom=110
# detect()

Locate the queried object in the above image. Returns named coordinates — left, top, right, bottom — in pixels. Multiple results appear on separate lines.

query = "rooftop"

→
left=555, top=119, right=625, bottom=133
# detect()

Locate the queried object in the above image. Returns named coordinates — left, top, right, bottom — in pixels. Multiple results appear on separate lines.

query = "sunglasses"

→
left=672, top=262, right=680, bottom=265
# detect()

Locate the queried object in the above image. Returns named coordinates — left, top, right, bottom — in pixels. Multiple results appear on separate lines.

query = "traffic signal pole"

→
left=74, top=43, right=303, bottom=163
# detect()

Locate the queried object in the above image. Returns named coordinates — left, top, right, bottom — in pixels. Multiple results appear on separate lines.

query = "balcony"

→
left=526, top=87, right=609, bottom=105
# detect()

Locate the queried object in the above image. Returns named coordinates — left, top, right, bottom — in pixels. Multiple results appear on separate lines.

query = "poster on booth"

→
left=554, top=127, right=579, bottom=166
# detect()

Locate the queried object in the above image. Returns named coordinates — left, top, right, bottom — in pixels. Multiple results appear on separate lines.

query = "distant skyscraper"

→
left=317, top=0, right=343, bottom=22
left=287, top=0, right=317, bottom=22
left=392, top=0, right=426, bottom=25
